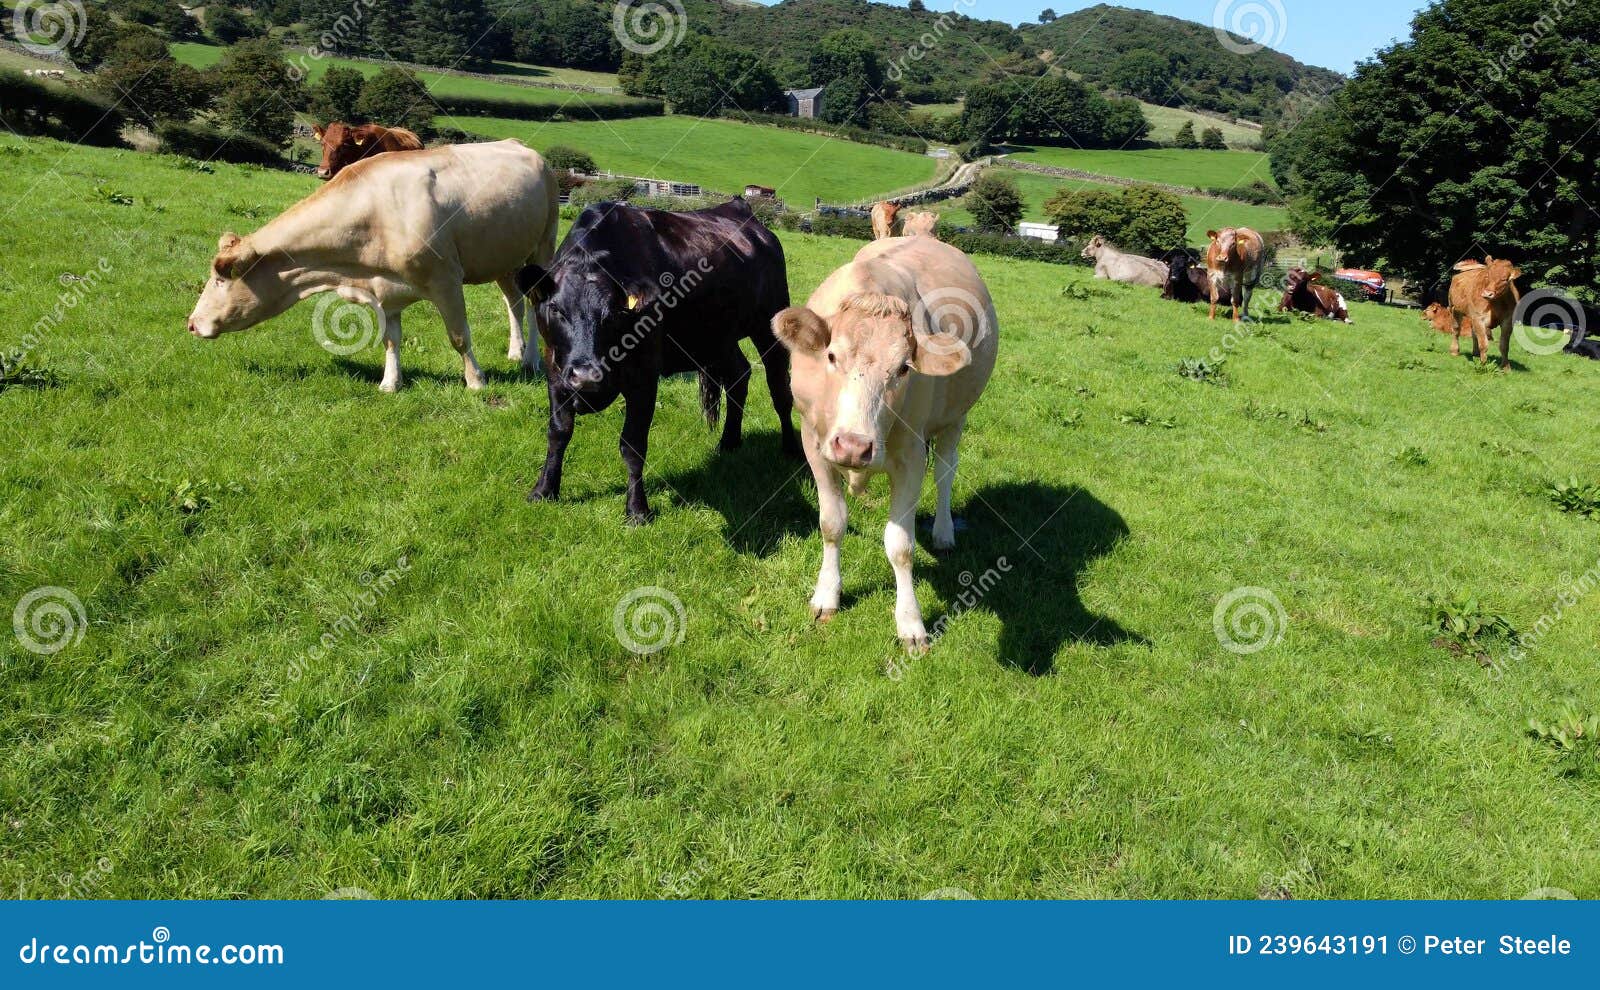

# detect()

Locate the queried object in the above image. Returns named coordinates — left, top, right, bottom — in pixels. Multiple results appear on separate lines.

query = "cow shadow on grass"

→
left=655, top=429, right=816, bottom=556
left=327, top=357, right=537, bottom=388
left=918, top=481, right=1142, bottom=676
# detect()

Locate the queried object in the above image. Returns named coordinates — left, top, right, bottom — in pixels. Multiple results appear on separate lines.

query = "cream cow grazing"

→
left=187, top=139, right=559, bottom=391
left=772, top=236, right=999, bottom=652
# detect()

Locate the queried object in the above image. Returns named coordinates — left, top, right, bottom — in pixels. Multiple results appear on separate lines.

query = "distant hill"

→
left=1020, top=4, right=1344, bottom=124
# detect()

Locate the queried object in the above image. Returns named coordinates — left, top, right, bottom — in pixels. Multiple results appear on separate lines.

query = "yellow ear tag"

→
left=354, top=137, right=366, bottom=146
left=626, top=294, right=640, bottom=310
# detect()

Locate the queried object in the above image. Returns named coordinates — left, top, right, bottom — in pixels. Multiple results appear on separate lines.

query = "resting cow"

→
left=1278, top=267, right=1352, bottom=323
left=1158, top=248, right=1234, bottom=305
left=187, top=139, right=558, bottom=390
left=1421, top=301, right=1474, bottom=353
left=516, top=198, right=799, bottom=524
left=1081, top=235, right=1166, bottom=287
left=1204, top=227, right=1267, bottom=321
left=312, top=122, right=423, bottom=180
left=1448, top=256, right=1522, bottom=367
left=772, top=236, right=999, bottom=652
left=871, top=201, right=902, bottom=240
left=901, top=210, right=939, bottom=238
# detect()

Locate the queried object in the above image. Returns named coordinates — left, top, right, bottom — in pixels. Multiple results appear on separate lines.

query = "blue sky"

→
left=760, top=0, right=1431, bottom=73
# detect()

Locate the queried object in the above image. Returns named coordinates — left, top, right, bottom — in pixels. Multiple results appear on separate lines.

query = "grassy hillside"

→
left=1022, top=3, right=1344, bottom=124
left=460, top=115, right=939, bottom=207
left=171, top=43, right=647, bottom=109
left=938, top=169, right=1288, bottom=245
left=1138, top=103, right=1262, bottom=148
left=3, top=136, right=1599, bottom=899
left=1005, top=147, right=1279, bottom=191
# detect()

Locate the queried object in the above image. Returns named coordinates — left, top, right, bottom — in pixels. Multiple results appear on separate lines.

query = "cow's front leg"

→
left=1498, top=313, right=1513, bottom=369
left=528, top=378, right=575, bottom=503
left=804, top=422, right=846, bottom=621
left=619, top=377, right=658, bottom=525
left=434, top=282, right=486, bottom=390
left=886, top=441, right=930, bottom=653
left=379, top=309, right=403, bottom=392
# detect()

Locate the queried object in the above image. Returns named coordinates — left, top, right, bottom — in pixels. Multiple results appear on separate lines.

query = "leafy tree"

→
left=651, top=35, right=782, bottom=116
left=1270, top=0, right=1600, bottom=298
left=1173, top=120, right=1198, bottom=148
left=1039, top=8, right=1057, bottom=22
left=113, top=0, right=201, bottom=40
left=408, top=0, right=492, bottom=68
left=356, top=67, right=435, bottom=134
left=205, top=6, right=260, bottom=45
left=1199, top=126, right=1226, bottom=149
left=908, top=0, right=926, bottom=10
left=966, top=172, right=1023, bottom=233
left=810, top=30, right=884, bottom=126
left=93, top=33, right=208, bottom=126
left=509, top=1, right=617, bottom=71
left=209, top=38, right=305, bottom=147
left=544, top=146, right=597, bottom=174
left=307, top=66, right=367, bottom=124
left=960, top=76, right=1147, bottom=146
left=1046, top=183, right=1187, bottom=255
left=1108, top=50, right=1168, bottom=102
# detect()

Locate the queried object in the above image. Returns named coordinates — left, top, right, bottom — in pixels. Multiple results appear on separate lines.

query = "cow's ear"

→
left=312, top=125, right=325, bottom=140
left=1309, top=272, right=1322, bottom=281
left=912, top=335, right=971, bottom=377
left=1206, top=230, right=1219, bottom=240
left=1453, top=259, right=1484, bottom=271
left=772, top=307, right=829, bottom=353
left=213, top=236, right=259, bottom=279
left=515, top=264, right=552, bottom=299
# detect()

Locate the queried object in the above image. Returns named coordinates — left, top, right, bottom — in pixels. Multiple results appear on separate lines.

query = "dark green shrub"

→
left=156, top=120, right=286, bottom=166
left=0, top=71, right=125, bottom=144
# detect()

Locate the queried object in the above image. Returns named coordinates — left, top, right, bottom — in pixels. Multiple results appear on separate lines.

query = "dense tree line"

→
left=1270, top=0, right=1600, bottom=299
left=960, top=75, right=1149, bottom=147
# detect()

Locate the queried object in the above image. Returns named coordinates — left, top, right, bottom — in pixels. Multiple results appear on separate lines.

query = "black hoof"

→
left=625, top=506, right=655, bottom=526
left=527, top=487, right=557, bottom=503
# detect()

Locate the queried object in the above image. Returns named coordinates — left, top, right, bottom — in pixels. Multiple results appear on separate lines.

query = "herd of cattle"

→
left=182, top=129, right=1574, bottom=651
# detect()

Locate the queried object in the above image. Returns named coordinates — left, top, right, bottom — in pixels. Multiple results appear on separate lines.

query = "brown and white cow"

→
left=1204, top=226, right=1267, bottom=321
left=311, top=122, right=424, bottom=180
left=772, top=236, right=999, bottom=652
left=1277, top=267, right=1351, bottom=323
left=187, top=139, right=559, bottom=391
left=901, top=210, right=939, bottom=238
left=870, top=201, right=902, bottom=240
left=1448, top=256, right=1522, bottom=367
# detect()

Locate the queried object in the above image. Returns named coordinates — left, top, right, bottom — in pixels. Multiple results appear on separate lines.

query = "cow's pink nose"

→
left=828, top=432, right=874, bottom=466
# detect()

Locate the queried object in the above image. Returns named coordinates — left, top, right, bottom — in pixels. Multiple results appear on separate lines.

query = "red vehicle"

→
left=1334, top=267, right=1386, bottom=302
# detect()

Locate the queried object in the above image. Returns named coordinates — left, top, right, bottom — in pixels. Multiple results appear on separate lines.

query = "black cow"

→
left=1159, top=248, right=1234, bottom=305
left=516, top=198, right=800, bottom=524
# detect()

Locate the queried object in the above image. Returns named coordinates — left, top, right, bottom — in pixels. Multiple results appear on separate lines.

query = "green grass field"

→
left=460, top=115, right=940, bottom=208
left=171, top=42, right=645, bottom=109
left=1136, top=103, right=1263, bottom=149
left=1005, top=146, right=1279, bottom=191
left=938, top=168, right=1288, bottom=244
left=3, top=137, right=1599, bottom=899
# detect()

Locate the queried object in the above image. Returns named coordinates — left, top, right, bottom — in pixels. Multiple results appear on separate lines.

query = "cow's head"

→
left=1159, top=249, right=1196, bottom=298
left=518, top=254, right=656, bottom=396
left=1421, top=302, right=1455, bottom=334
left=902, top=210, right=939, bottom=237
left=771, top=291, right=972, bottom=470
left=1207, top=228, right=1240, bottom=262
left=1080, top=235, right=1106, bottom=259
left=312, top=122, right=371, bottom=180
left=1455, top=255, right=1522, bottom=301
left=187, top=233, right=292, bottom=338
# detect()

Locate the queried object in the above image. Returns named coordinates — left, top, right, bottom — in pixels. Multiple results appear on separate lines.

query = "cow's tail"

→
left=698, top=372, right=721, bottom=429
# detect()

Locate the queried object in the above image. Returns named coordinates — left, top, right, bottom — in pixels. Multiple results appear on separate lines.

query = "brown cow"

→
left=870, top=201, right=902, bottom=240
left=1204, top=227, right=1267, bottom=321
left=1448, top=256, right=1522, bottom=367
left=1421, top=300, right=1479, bottom=355
left=1277, top=267, right=1351, bottom=323
left=312, top=122, right=424, bottom=180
